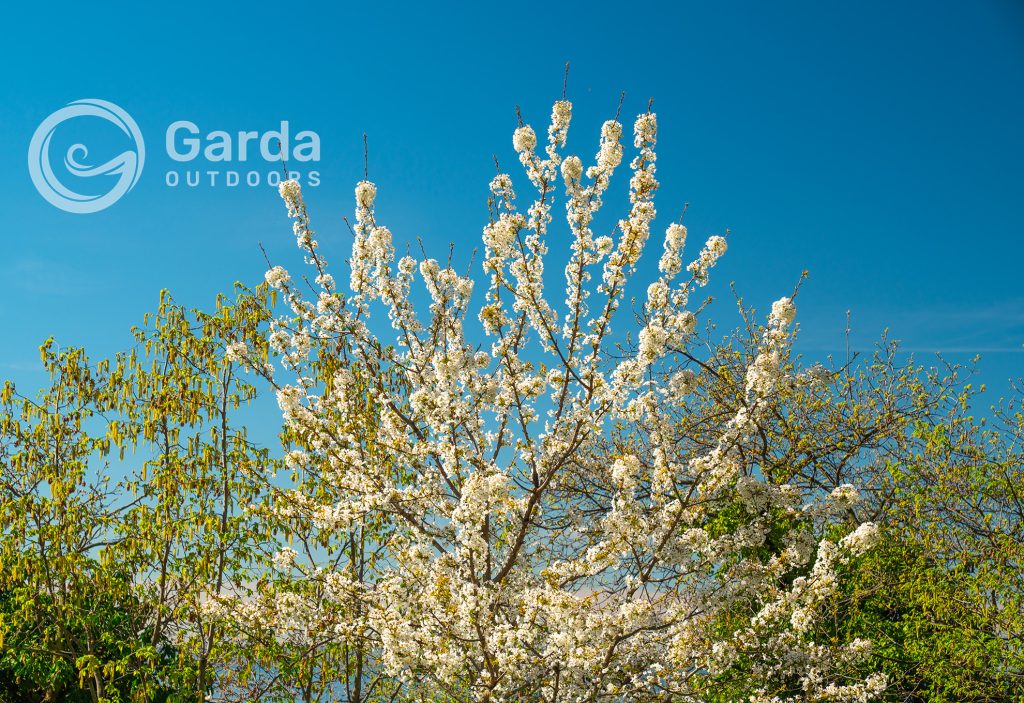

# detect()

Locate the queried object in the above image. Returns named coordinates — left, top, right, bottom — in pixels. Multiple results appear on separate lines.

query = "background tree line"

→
left=0, top=283, right=1020, bottom=702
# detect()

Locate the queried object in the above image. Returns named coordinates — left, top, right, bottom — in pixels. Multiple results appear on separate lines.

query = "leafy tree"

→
left=681, top=324, right=1024, bottom=701
left=0, top=287, right=277, bottom=702
left=0, top=342, right=175, bottom=702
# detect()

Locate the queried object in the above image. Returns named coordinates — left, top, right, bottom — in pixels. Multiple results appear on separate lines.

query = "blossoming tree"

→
left=224, top=96, right=888, bottom=702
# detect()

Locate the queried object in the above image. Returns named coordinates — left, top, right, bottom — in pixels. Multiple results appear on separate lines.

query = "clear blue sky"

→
left=1, top=1, right=1022, bottom=400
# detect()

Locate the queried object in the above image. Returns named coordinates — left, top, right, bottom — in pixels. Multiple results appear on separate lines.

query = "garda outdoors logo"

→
left=28, top=99, right=145, bottom=214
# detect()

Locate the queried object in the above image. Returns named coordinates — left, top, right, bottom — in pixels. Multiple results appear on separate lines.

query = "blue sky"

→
left=1, top=0, right=1022, bottom=402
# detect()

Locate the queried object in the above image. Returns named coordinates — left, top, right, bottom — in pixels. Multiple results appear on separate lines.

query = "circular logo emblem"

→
left=28, top=99, right=145, bottom=214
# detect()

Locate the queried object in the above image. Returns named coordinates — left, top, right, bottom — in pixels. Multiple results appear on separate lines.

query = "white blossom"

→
left=248, top=96, right=886, bottom=703
left=272, top=547, right=298, bottom=572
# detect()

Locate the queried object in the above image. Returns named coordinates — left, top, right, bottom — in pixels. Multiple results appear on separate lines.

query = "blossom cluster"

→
left=219, top=97, right=886, bottom=702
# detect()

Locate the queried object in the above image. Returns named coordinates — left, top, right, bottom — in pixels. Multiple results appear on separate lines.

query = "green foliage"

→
left=0, top=283, right=1021, bottom=702
left=0, top=573, right=178, bottom=703
left=0, top=286, right=276, bottom=702
left=815, top=385, right=1024, bottom=702
left=824, top=536, right=1018, bottom=702
left=667, top=320, right=1024, bottom=702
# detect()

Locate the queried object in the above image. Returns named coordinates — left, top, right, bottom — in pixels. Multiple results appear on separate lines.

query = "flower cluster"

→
left=235, top=97, right=886, bottom=703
